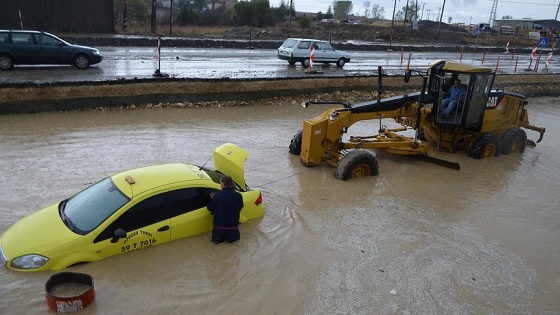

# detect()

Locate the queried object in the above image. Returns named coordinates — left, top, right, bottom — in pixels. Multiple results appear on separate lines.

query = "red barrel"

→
left=45, top=272, right=95, bottom=313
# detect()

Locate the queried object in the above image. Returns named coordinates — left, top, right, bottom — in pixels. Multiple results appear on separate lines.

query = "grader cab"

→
left=289, top=60, right=546, bottom=180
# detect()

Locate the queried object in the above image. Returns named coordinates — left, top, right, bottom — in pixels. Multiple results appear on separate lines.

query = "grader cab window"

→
left=465, top=74, right=494, bottom=129
left=436, top=73, right=469, bottom=124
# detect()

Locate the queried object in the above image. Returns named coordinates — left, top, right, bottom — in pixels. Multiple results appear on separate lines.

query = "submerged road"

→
left=1, top=46, right=558, bottom=84
left=1, top=97, right=559, bottom=313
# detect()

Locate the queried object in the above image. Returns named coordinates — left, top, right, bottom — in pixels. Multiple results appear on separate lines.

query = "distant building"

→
left=492, top=18, right=559, bottom=34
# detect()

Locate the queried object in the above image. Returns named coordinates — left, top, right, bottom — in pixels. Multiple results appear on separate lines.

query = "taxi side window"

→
left=118, top=194, right=169, bottom=231
left=168, top=187, right=217, bottom=216
left=94, top=193, right=169, bottom=243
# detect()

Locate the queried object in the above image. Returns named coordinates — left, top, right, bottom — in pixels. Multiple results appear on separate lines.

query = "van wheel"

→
left=0, top=54, right=14, bottom=70
left=301, top=58, right=310, bottom=67
left=336, top=58, right=346, bottom=67
left=73, top=54, right=90, bottom=69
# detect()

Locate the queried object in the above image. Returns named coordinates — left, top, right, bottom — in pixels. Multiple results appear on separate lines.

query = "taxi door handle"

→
left=158, top=225, right=170, bottom=232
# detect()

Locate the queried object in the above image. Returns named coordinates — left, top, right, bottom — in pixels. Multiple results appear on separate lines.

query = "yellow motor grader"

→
left=288, top=60, right=546, bottom=180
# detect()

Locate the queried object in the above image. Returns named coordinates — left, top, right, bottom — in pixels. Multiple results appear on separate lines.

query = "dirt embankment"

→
left=0, top=74, right=558, bottom=115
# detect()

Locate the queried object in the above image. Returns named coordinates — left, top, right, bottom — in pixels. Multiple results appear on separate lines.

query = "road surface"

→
left=1, top=46, right=557, bottom=84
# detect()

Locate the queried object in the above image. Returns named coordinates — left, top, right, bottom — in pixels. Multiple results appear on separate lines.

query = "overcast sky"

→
left=272, top=0, right=560, bottom=25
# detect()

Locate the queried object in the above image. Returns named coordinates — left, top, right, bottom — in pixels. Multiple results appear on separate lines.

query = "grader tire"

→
left=334, top=149, right=379, bottom=180
left=468, top=134, right=501, bottom=159
left=501, top=128, right=527, bottom=155
left=288, top=130, right=302, bottom=155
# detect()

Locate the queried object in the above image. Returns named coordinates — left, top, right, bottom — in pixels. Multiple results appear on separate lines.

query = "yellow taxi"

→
left=0, top=143, right=264, bottom=272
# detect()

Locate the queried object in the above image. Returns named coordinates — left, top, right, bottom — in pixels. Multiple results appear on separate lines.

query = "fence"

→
left=0, top=0, right=114, bottom=33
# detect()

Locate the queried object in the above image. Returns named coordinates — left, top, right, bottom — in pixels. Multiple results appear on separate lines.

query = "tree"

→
left=395, top=5, right=417, bottom=21
left=113, top=0, right=150, bottom=23
left=332, top=1, right=353, bottom=21
left=363, top=0, right=370, bottom=18
left=254, top=0, right=273, bottom=27
left=299, top=14, right=311, bottom=29
left=325, top=6, right=334, bottom=19
left=231, top=1, right=254, bottom=26
left=271, top=0, right=290, bottom=22
left=194, top=0, right=206, bottom=11
left=175, top=6, right=200, bottom=25
left=447, top=16, right=452, bottom=24
left=231, top=0, right=274, bottom=27
left=370, top=4, right=384, bottom=20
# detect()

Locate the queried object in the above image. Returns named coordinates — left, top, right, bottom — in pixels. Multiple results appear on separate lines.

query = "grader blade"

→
left=414, top=154, right=461, bottom=170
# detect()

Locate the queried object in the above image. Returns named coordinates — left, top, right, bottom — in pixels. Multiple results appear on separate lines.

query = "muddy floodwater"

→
left=0, top=97, right=559, bottom=314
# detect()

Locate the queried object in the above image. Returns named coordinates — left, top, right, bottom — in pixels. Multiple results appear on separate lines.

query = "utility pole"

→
left=288, top=0, right=293, bottom=35
left=426, top=9, right=432, bottom=21
left=150, top=0, right=157, bottom=34
left=421, top=2, right=427, bottom=20
left=390, top=0, right=398, bottom=47
left=169, top=0, right=173, bottom=35
left=122, top=0, right=128, bottom=32
left=552, top=1, right=559, bottom=53
left=552, top=1, right=559, bottom=34
left=404, top=0, right=409, bottom=26
left=437, top=0, right=446, bottom=36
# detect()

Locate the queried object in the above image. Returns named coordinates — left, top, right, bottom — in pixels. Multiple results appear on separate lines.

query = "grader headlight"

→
left=329, top=111, right=339, bottom=121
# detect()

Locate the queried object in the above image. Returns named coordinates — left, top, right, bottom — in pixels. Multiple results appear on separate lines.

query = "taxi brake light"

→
left=254, top=192, right=263, bottom=206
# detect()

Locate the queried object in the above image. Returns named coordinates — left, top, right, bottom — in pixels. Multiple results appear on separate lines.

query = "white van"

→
left=277, top=38, right=351, bottom=68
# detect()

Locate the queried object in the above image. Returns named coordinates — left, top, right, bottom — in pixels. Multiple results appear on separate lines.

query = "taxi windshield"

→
left=61, top=178, right=130, bottom=235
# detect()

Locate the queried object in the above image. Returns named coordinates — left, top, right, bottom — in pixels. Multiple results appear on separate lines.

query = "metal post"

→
left=158, top=34, right=161, bottom=72
left=404, top=0, right=409, bottom=26
left=169, top=0, right=173, bottom=35
left=151, top=0, right=157, bottom=34
left=390, top=0, right=397, bottom=47
left=123, top=0, right=128, bottom=32
left=437, top=0, right=446, bottom=36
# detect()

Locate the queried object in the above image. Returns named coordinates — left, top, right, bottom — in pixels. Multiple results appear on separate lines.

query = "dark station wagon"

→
left=0, top=30, right=102, bottom=70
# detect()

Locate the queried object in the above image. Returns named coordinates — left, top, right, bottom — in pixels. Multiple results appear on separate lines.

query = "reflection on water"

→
left=0, top=97, right=559, bottom=314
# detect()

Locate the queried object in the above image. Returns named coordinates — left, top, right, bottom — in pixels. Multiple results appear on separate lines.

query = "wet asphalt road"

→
left=1, top=47, right=558, bottom=84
